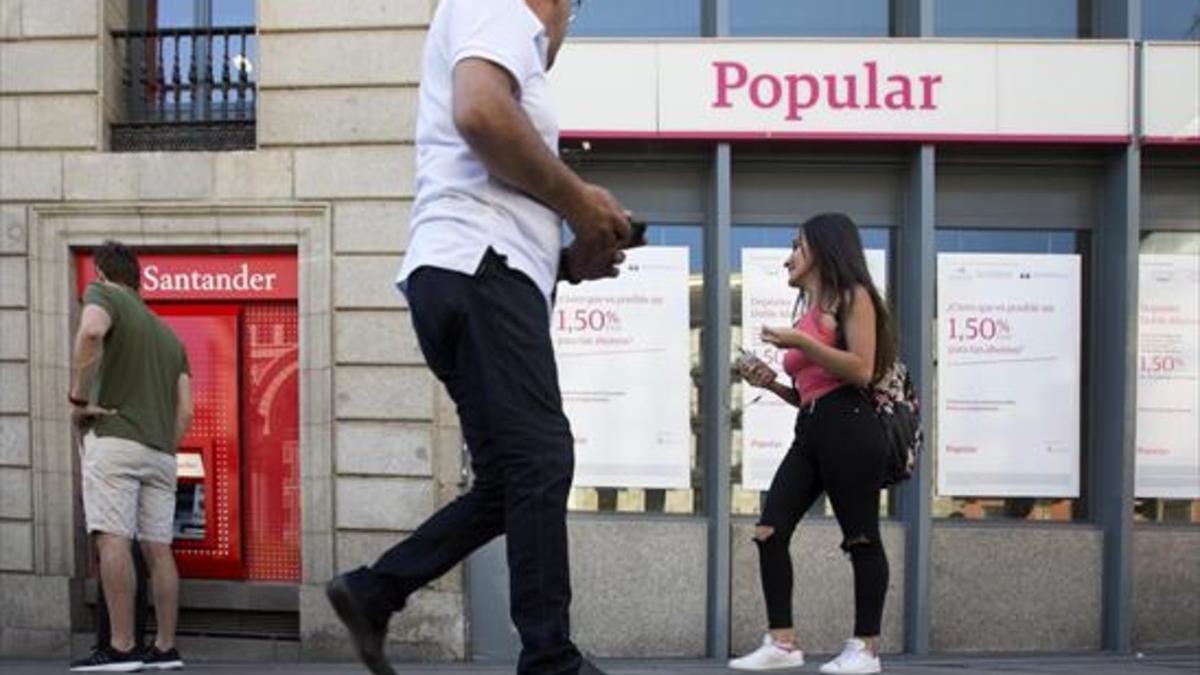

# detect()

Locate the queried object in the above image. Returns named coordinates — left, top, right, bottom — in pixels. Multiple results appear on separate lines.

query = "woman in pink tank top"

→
left=730, top=213, right=897, bottom=675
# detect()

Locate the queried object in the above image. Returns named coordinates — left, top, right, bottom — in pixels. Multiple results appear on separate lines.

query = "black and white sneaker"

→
left=142, top=646, right=184, bottom=670
left=69, top=645, right=144, bottom=672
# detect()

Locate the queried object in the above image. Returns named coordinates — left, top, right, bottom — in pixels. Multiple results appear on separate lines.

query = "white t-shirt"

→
left=396, top=0, right=561, bottom=302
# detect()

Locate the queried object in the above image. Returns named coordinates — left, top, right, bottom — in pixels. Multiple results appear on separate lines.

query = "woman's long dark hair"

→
left=797, top=212, right=897, bottom=382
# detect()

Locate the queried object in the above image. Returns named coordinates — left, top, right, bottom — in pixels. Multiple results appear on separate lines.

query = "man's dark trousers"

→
left=357, top=249, right=581, bottom=674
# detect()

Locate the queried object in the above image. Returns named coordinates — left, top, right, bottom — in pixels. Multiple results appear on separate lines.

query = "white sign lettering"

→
left=142, top=263, right=279, bottom=294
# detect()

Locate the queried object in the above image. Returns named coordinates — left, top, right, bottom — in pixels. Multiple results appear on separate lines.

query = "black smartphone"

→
left=628, top=218, right=647, bottom=248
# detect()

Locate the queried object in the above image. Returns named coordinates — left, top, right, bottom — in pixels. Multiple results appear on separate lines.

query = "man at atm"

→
left=68, top=240, right=194, bottom=673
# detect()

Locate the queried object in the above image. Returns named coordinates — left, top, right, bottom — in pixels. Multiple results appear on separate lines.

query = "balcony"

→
left=111, top=25, right=256, bottom=152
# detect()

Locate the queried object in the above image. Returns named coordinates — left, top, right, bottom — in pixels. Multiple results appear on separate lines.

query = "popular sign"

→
left=552, top=40, right=1133, bottom=142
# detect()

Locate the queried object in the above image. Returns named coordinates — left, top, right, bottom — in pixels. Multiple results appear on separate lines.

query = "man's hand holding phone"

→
left=559, top=182, right=647, bottom=284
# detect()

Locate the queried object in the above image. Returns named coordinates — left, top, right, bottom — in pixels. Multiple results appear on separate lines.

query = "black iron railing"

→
left=111, top=25, right=256, bottom=151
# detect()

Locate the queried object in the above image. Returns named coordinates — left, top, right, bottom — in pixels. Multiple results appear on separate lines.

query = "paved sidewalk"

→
left=3, top=651, right=1197, bottom=674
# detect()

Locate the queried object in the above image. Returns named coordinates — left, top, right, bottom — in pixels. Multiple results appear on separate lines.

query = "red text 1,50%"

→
left=556, top=309, right=621, bottom=334
left=947, top=316, right=1012, bottom=342
left=1140, top=355, right=1186, bottom=374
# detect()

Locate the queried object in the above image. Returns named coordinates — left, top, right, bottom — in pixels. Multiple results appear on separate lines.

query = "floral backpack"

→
left=828, top=293, right=924, bottom=487
left=864, top=361, right=923, bottom=487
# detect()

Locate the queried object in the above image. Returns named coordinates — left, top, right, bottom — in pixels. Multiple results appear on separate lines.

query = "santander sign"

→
left=711, top=60, right=943, bottom=121
left=75, top=253, right=298, bottom=301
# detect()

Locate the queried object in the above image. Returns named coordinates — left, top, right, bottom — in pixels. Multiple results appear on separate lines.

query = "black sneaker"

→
left=69, top=644, right=144, bottom=672
left=142, top=646, right=184, bottom=670
left=326, top=570, right=395, bottom=675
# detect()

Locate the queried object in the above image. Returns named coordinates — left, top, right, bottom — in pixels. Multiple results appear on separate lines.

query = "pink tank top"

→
left=781, top=303, right=843, bottom=404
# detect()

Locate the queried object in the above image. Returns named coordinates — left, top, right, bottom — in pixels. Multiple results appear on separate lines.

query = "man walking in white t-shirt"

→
left=325, top=1, right=632, bottom=673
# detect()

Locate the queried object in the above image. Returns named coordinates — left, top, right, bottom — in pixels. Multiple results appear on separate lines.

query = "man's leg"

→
left=94, top=540, right=149, bottom=650
left=327, top=265, right=508, bottom=675
left=503, top=416, right=577, bottom=674
left=137, top=446, right=182, bottom=653
left=95, top=533, right=137, bottom=652
left=132, top=543, right=150, bottom=649
left=467, top=253, right=581, bottom=674
left=362, top=265, right=509, bottom=614
left=81, top=433, right=143, bottom=655
left=94, top=560, right=111, bottom=649
left=139, top=541, right=179, bottom=651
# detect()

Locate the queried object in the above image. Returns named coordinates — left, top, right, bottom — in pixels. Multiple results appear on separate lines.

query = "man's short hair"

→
left=94, top=240, right=141, bottom=290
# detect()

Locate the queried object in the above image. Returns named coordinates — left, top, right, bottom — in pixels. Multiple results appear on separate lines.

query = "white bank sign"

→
left=551, top=40, right=1136, bottom=142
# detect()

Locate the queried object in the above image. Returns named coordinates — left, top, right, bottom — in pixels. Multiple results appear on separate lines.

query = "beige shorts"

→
left=82, top=432, right=177, bottom=544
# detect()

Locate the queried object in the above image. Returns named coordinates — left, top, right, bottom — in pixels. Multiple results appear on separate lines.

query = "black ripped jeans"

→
left=756, top=385, right=889, bottom=637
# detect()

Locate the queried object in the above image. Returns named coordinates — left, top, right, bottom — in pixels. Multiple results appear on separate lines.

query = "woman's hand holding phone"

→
left=736, top=349, right=778, bottom=389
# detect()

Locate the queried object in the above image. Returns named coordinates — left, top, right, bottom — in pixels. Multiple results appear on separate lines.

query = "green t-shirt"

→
left=83, top=282, right=190, bottom=454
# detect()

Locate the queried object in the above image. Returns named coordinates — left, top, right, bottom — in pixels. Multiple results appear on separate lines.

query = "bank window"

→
left=569, top=0, right=703, bottom=37
left=1144, top=0, right=1200, bottom=39
left=565, top=223, right=705, bottom=515
left=932, top=229, right=1090, bottom=522
left=111, top=0, right=257, bottom=152
left=730, top=224, right=895, bottom=518
left=1134, top=231, right=1200, bottom=525
left=731, top=0, right=891, bottom=37
left=935, top=0, right=1087, bottom=38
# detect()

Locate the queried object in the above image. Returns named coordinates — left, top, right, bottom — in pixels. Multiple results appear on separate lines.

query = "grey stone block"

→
left=260, top=0, right=431, bottom=30
left=213, top=151, right=294, bottom=200
left=336, top=420, right=433, bottom=477
left=260, top=31, right=424, bottom=88
left=21, top=0, right=98, bottom=37
left=0, top=0, right=19, bottom=39
left=0, top=573, right=70, bottom=628
left=0, top=466, right=31, bottom=518
left=0, top=309, right=28, bottom=360
left=0, top=152, right=61, bottom=200
left=0, top=626, right=70, bottom=658
left=334, top=365, right=434, bottom=420
left=0, top=206, right=25, bottom=254
left=63, top=152, right=215, bottom=201
left=17, top=95, right=97, bottom=148
left=62, top=153, right=137, bottom=200
left=930, top=524, right=1102, bottom=652
left=0, top=40, right=95, bottom=92
left=334, top=256, right=408, bottom=309
left=569, top=518, right=708, bottom=657
left=335, top=310, right=423, bottom=365
left=295, top=147, right=415, bottom=199
left=260, top=88, right=418, bottom=146
left=0, top=416, right=30, bottom=466
left=333, top=200, right=411, bottom=254
left=334, top=476, right=434, bottom=531
left=136, top=152, right=215, bottom=200
left=0, top=257, right=28, bottom=307
left=0, top=521, right=32, bottom=571
left=0, top=98, right=16, bottom=147
left=0, top=363, right=29, bottom=413
left=1133, top=527, right=1200, bottom=648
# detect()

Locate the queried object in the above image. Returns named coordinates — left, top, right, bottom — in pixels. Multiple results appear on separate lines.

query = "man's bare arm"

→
left=453, top=58, right=631, bottom=279
left=70, top=305, right=112, bottom=401
left=175, top=373, right=194, bottom=449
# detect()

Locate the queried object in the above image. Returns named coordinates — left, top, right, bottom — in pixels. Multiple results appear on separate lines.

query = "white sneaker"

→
left=728, top=633, right=805, bottom=671
left=819, top=638, right=881, bottom=674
